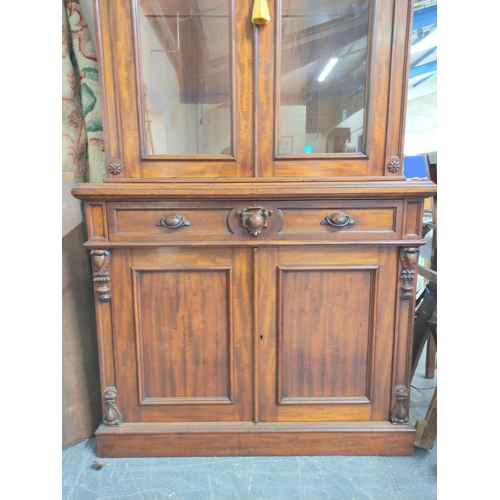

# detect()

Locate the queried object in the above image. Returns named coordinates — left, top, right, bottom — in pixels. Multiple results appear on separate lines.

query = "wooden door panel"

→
left=111, top=247, right=253, bottom=422
left=278, top=266, right=375, bottom=402
left=132, top=267, right=233, bottom=403
left=259, top=246, right=397, bottom=422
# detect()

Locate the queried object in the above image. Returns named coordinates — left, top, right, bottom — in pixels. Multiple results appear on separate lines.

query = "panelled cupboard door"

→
left=257, top=246, right=398, bottom=422
left=110, top=247, right=254, bottom=422
left=97, top=0, right=411, bottom=180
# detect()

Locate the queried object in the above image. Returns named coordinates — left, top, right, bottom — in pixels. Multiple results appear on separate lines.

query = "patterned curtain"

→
left=62, top=0, right=105, bottom=183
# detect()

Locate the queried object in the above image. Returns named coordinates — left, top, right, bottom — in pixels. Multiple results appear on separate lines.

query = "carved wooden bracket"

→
left=102, top=387, right=122, bottom=426
left=91, top=249, right=111, bottom=302
left=238, top=204, right=273, bottom=237
left=391, top=385, right=409, bottom=424
left=400, top=247, right=419, bottom=299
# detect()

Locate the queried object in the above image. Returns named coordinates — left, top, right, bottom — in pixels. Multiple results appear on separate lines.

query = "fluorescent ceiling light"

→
left=318, top=58, right=338, bottom=82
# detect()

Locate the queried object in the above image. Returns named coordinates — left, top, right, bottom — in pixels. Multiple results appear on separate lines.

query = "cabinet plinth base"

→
left=95, top=422, right=416, bottom=457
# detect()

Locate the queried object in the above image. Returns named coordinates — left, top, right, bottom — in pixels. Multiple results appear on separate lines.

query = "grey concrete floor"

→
left=62, top=347, right=437, bottom=500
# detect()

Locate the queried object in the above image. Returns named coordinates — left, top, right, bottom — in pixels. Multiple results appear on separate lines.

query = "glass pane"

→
left=137, top=0, right=231, bottom=155
left=278, top=0, right=370, bottom=155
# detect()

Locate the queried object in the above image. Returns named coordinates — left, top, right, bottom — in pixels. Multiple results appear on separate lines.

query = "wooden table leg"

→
left=414, top=388, right=437, bottom=450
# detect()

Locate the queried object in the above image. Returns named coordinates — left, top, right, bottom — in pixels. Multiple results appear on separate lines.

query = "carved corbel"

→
left=102, top=387, right=122, bottom=426
left=91, top=249, right=111, bottom=302
left=391, top=385, right=409, bottom=424
left=400, top=247, right=419, bottom=299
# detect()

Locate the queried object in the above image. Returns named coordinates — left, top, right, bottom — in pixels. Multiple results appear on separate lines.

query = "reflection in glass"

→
left=137, top=0, right=231, bottom=156
left=279, top=0, right=370, bottom=155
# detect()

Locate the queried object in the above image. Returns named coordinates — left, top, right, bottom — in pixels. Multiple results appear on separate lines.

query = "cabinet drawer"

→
left=108, top=200, right=403, bottom=243
left=278, top=200, right=403, bottom=240
left=108, top=202, right=233, bottom=242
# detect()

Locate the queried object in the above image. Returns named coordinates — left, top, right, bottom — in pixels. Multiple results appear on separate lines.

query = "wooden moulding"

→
left=72, top=180, right=437, bottom=202
left=95, top=422, right=416, bottom=457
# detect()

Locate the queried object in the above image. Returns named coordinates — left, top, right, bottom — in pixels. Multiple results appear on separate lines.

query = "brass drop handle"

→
left=156, top=214, right=190, bottom=229
left=320, top=212, right=355, bottom=227
left=238, top=204, right=273, bottom=237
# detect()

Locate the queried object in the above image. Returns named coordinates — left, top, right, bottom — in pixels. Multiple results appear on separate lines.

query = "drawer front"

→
left=278, top=200, right=403, bottom=240
left=107, top=200, right=403, bottom=243
left=108, top=202, right=233, bottom=242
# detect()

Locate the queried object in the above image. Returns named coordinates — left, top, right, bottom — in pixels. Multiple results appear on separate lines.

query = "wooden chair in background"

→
left=405, top=152, right=437, bottom=450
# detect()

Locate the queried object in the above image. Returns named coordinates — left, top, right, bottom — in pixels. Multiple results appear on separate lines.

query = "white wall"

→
left=279, top=106, right=306, bottom=154
left=404, top=90, right=437, bottom=155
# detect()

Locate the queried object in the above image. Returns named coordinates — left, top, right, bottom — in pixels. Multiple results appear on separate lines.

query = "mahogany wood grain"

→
left=73, top=0, right=435, bottom=457
left=96, top=0, right=254, bottom=178
left=112, top=0, right=142, bottom=178
left=384, top=0, right=413, bottom=171
left=109, top=247, right=253, bottom=422
left=277, top=266, right=373, bottom=400
left=258, top=246, right=398, bottom=423
left=86, top=202, right=108, bottom=241
left=107, top=198, right=400, bottom=242
left=390, top=247, right=419, bottom=419
left=279, top=200, right=402, bottom=240
left=72, top=180, right=436, bottom=201
left=95, top=422, right=416, bottom=457
left=132, top=266, right=233, bottom=403
left=257, top=0, right=404, bottom=178
left=108, top=201, right=233, bottom=241
left=94, top=0, right=123, bottom=175
left=404, top=200, right=423, bottom=238
left=84, top=240, right=428, bottom=251
left=93, top=0, right=416, bottom=180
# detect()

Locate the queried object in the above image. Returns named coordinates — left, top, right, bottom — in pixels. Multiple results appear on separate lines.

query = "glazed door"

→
left=256, top=0, right=412, bottom=178
left=257, top=246, right=399, bottom=422
left=98, top=0, right=254, bottom=179
left=110, top=246, right=254, bottom=422
left=97, top=0, right=412, bottom=180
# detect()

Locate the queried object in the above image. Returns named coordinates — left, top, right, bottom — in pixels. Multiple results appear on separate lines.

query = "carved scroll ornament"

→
left=400, top=247, right=419, bottom=299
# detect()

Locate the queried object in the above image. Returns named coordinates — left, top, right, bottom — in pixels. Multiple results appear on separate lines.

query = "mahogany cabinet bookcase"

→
left=72, top=0, right=436, bottom=457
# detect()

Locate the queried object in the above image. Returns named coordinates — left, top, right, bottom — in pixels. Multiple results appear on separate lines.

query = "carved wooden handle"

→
left=156, top=214, right=190, bottom=229
left=320, top=212, right=355, bottom=227
left=238, top=204, right=273, bottom=237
